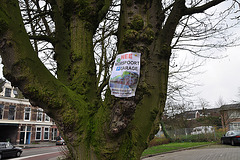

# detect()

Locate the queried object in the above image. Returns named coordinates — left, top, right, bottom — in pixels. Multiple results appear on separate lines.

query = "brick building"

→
left=220, top=103, right=240, bottom=131
left=0, top=82, right=59, bottom=144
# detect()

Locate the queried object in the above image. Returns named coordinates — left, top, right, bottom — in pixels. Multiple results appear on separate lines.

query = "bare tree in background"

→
left=216, top=96, right=226, bottom=107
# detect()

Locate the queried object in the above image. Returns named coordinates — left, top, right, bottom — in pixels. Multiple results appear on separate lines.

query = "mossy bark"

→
left=0, top=0, right=177, bottom=159
left=0, top=0, right=224, bottom=159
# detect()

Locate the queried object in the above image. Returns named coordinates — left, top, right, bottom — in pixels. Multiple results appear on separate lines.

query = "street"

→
left=143, top=145, right=240, bottom=160
left=4, top=144, right=240, bottom=160
left=7, top=146, right=65, bottom=160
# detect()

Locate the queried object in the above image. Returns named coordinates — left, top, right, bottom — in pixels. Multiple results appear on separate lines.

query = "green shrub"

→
left=148, top=137, right=170, bottom=147
left=168, top=127, right=227, bottom=143
left=177, top=133, right=216, bottom=142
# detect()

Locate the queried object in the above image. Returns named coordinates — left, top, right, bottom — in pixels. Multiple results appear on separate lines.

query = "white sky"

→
left=173, top=1, right=240, bottom=108
left=191, top=46, right=240, bottom=107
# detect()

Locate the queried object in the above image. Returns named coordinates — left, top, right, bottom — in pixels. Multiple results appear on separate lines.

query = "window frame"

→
left=5, top=88, right=11, bottom=97
left=44, top=114, right=50, bottom=122
left=24, top=107, right=31, bottom=121
left=35, top=127, right=42, bottom=140
left=8, top=105, right=16, bottom=120
left=52, top=128, right=58, bottom=141
left=228, top=110, right=240, bottom=119
left=36, top=108, right=43, bottom=122
left=0, top=104, right=4, bottom=120
left=43, top=127, right=50, bottom=140
left=229, top=122, right=240, bottom=131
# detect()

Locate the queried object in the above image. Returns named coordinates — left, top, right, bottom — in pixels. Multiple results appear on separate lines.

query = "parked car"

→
left=221, top=130, right=240, bottom=146
left=0, top=142, right=22, bottom=159
left=191, top=126, right=214, bottom=135
left=56, top=136, right=65, bottom=145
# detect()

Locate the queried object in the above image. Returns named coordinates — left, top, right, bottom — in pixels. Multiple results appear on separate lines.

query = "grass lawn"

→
left=142, top=142, right=215, bottom=157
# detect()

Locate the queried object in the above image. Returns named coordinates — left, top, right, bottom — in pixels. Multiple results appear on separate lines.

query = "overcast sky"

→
left=190, top=45, right=240, bottom=108
left=174, top=1, right=240, bottom=109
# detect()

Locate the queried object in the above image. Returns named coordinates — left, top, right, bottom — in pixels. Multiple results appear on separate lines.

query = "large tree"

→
left=0, top=0, right=238, bottom=159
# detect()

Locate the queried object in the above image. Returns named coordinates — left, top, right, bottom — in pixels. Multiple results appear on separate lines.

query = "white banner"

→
left=109, top=52, right=141, bottom=97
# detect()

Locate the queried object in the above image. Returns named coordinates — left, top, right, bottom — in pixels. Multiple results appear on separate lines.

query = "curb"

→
left=140, top=144, right=215, bottom=159
left=48, top=156, right=65, bottom=160
left=15, top=143, right=56, bottom=149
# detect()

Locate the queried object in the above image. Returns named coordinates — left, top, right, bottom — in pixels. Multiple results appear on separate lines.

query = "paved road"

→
left=12, top=151, right=62, bottom=160
left=8, top=146, right=65, bottom=160
left=143, top=145, right=240, bottom=160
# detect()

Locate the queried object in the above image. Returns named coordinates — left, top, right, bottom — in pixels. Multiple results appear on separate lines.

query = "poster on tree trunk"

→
left=109, top=52, right=141, bottom=97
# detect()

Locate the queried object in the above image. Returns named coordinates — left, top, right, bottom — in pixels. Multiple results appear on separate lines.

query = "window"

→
left=8, top=105, right=15, bottom=120
left=52, top=128, right=58, bottom=141
left=229, top=122, right=240, bottom=131
left=36, top=108, right=43, bottom=122
left=24, top=107, right=31, bottom=121
left=20, top=126, right=25, bottom=131
left=228, top=110, right=240, bottom=119
left=45, top=114, right=50, bottom=122
left=44, top=127, right=49, bottom=140
left=13, top=89, right=18, bottom=96
left=5, top=88, right=11, bottom=97
left=27, top=126, right=31, bottom=131
left=0, top=104, right=3, bottom=119
left=21, top=126, right=32, bottom=144
left=35, top=127, right=42, bottom=140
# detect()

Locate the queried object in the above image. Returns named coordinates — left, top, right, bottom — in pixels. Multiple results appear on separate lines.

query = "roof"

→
left=183, top=111, right=198, bottom=119
left=220, top=103, right=240, bottom=111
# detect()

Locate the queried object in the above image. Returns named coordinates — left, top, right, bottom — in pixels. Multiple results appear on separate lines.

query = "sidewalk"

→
left=142, top=144, right=240, bottom=160
left=143, top=147, right=240, bottom=160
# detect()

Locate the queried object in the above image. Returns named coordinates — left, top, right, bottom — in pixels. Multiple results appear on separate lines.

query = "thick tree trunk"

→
left=93, top=1, right=172, bottom=159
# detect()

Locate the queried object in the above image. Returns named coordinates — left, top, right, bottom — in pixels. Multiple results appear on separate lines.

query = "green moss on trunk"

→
left=0, top=0, right=172, bottom=160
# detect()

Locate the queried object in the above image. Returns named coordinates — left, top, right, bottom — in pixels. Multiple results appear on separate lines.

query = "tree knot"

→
left=110, top=99, right=136, bottom=135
